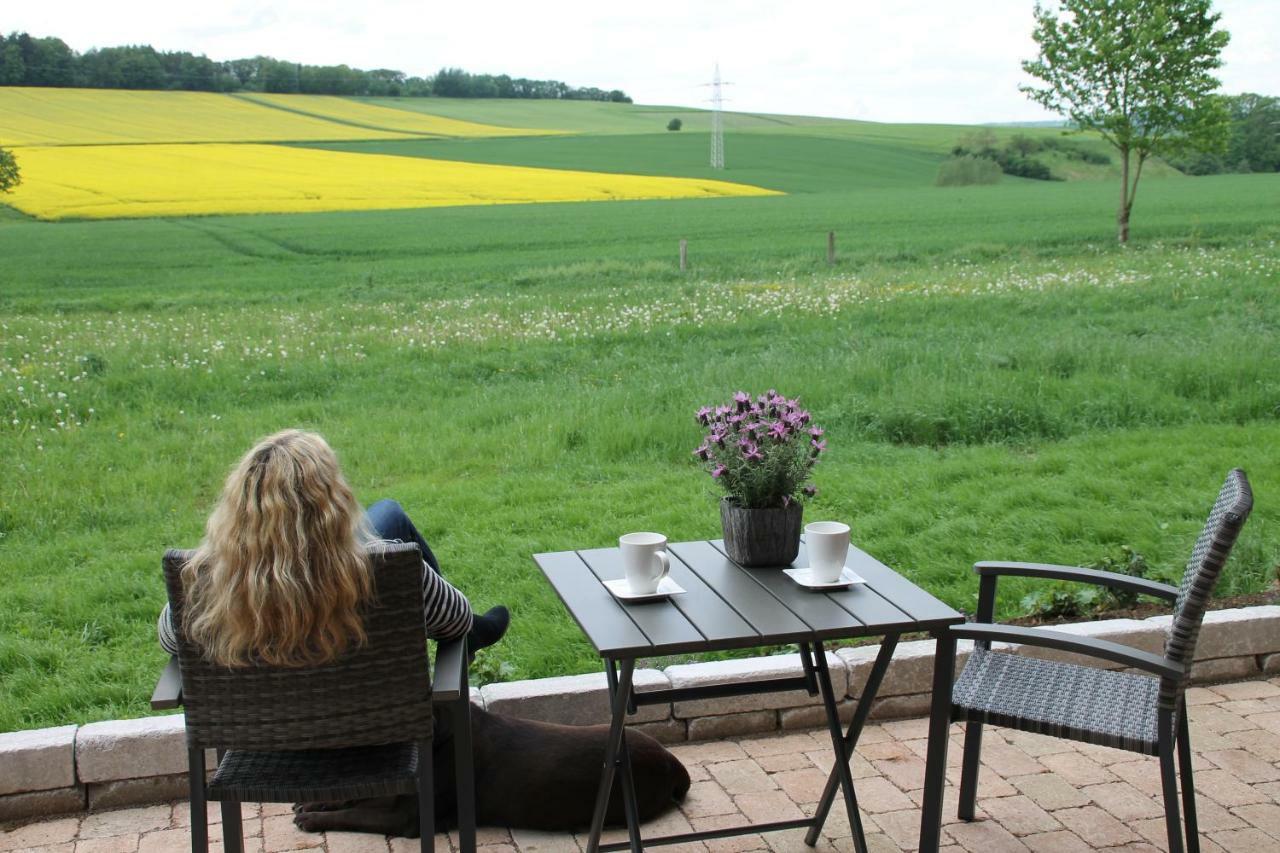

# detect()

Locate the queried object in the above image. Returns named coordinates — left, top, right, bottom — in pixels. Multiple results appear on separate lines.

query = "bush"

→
left=935, top=155, right=1003, bottom=187
left=667, top=118, right=682, bottom=132
left=0, top=147, right=19, bottom=193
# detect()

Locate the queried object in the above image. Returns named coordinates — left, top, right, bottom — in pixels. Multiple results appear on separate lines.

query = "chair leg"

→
left=1177, top=705, right=1200, bottom=853
left=957, top=721, right=983, bottom=821
left=452, top=698, right=476, bottom=853
left=187, top=748, right=208, bottom=853
left=418, top=739, right=435, bottom=853
left=212, top=750, right=243, bottom=853
left=1158, top=710, right=1186, bottom=853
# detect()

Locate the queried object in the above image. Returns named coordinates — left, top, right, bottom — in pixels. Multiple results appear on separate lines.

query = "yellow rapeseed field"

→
left=6, top=143, right=782, bottom=220
left=239, top=93, right=560, bottom=138
left=0, top=87, right=534, bottom=146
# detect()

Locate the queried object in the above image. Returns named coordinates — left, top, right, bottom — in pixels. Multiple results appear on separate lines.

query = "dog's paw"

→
left=292, top=810, right=326, bottom=833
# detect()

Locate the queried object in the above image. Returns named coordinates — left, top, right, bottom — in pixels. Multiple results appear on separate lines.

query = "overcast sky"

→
left=8, top=0, right=1278, bottom=124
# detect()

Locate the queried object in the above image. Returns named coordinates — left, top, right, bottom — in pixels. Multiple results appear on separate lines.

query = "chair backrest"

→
left=1161, top=468, right=1253, bottom=707
left=163, top=541, right=433, bottom=751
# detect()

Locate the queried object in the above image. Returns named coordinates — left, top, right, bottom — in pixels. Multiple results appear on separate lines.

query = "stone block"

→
left=687, top=710, right=777, bottom=741
left=0, top=785, right=85, bottom=822
left=1192, top=607, right=1280, bottom=660
left=779, top=700, right=855, bottom=731
left=632, top=718, right=688, bottom=744
left=1191, top=657, right=1261, bottom=684
left=76, top=714, right=190, bottom=783
left=837, top=639, right=973, bottom=698
left=869, top=693, right=932, bottom=720
left=480, top=668, right=670, bottom=725
left=1261, top=653, right=1280, bottom=674
left=87, top=773, right=191, bottom=810
left=0, top=725, right=77, bottom=795
left=666, top=652, right=847, bottom=718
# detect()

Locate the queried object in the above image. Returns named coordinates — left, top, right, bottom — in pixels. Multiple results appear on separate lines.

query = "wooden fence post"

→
left=679, top=239, right=688, bottom=272
left=827, top=231, right=836, bottom=265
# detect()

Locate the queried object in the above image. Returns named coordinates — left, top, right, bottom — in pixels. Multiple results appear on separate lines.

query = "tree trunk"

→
left=1117, top=145, right=1131, bottom=244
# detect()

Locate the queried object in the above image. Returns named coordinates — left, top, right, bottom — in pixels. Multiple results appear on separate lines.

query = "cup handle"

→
left=654, top=550, right=670, bottom=585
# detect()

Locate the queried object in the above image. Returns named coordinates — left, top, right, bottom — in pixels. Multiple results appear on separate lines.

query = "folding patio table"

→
left=534, top=537, right=964, bottom=853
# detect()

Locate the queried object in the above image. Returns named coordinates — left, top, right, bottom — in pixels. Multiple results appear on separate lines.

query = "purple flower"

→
left=738, top=437, right=757, bottom=452
left=768, top=421, right=790, bottom=442
left=710, top=431, right=726, bottom=447
left=740, top=420, right=762, bottom=435
left=743, top=446, right=764, bottom=463
left=808, top=427, right=825, bottom=440
left=797, top=410, right=812, bottom=425
left=711, top=464, right=727, bottom=479
left=696, top=406, right=713, bottom=425
left=693, top=443, right=711, bottom=460
left=803, top=484, right=817, bottom=498
left=733, top=391, right=750, bottom=412
left=715, top=405, right=732, bottom=419
left=810, top=438, right=827, bottom=456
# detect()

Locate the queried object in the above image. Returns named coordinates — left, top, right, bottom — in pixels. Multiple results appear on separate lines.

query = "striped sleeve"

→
left=157, top=603, right=179, bottom=655
left=421, top=561, right=474, bottom=640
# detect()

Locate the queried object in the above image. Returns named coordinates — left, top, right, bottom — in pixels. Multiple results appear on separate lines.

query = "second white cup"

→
left=805, top=521, right=851, bottom=583
left=620, top=532, right=671, bottom=594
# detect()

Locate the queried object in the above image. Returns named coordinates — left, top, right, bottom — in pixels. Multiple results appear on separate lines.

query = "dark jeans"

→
left=366, top=498, right=442, bottom=574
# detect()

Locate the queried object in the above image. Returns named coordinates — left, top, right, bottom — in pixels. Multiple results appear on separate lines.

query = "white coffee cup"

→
left=806, top=521, right=851, bottom=583
left=619, top=532, right=671, bottom=595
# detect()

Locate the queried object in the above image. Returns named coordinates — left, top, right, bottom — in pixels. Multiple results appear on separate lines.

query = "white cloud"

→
left=7, top=0, right=1277, bottom=124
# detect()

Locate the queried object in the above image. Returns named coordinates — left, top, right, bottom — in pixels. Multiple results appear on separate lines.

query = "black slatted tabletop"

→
left=535, top=538, right=963, bottom=660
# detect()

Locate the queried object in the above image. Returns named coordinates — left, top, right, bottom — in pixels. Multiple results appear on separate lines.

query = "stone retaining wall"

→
left=3, top=606, right=1278, bottom=823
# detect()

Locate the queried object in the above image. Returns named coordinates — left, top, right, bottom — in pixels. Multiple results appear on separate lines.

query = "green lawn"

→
left=1, top=98, right=1277, bottom=732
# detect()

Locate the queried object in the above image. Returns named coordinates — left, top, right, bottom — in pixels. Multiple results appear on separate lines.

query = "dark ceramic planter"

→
left=720, top=498, right=803, bottom=567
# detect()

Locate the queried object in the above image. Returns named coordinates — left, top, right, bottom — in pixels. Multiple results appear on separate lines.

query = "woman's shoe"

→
left=466, top=605, right=510, bottom=653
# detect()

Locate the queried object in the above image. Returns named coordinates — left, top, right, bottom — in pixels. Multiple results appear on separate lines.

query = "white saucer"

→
left=603, top=576, right=686, bottom=601
left=783, top=567, right=865, bottom=590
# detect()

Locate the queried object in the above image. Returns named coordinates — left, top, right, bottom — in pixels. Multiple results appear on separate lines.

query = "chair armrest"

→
left=433, top=637, right=468, bottom=703
left=151, top=656, right=183, bottom=710
left=975, top=561, right=1179, bottom=602
left=951, top=623, right=1186, bottom=680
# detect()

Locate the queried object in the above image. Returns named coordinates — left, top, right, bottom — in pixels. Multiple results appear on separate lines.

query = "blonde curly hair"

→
left=182, top=429, right=374, bottom=667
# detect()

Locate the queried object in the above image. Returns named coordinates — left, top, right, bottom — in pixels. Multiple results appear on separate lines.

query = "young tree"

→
left=0, top=147, right=20, bottom=194
left=1022, top=0, right=1230, bottom=242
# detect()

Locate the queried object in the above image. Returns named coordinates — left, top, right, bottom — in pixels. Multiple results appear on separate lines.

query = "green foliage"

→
left=0, top=147, right=19, bottom=194
left=950, top=132, right=1107, bottom=183
left=1023, top=0, right=1232, bottom=241
left=1168, top=94, right=1280, bottom=175
left=936, top=155, right=1003, bottom=186
left=0, top=30, right=629, bottom=101
left=667, top=118, right=683, bottom=132
left=1021, top=544, right=1171, bottom=619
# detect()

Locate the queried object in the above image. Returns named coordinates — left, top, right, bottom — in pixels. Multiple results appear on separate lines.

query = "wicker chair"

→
left=151, top=542, right=476, bottom=853
left=948, top=469, right=1252, bottom=853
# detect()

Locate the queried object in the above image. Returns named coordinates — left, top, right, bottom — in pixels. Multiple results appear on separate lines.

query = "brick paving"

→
left=5, top=678, right=1280, bottom=852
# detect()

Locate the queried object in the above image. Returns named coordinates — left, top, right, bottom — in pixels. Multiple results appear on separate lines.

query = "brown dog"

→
left=293, top=703, right=690, bottom=837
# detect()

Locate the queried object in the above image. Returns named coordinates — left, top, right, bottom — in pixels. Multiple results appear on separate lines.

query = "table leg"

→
left=809, top=641, right=872, bottom=853
left=805, top=633, right=899, bottom=848
left=608, top=660, right=644, bottom=853
left=586, top=658, right=636, bottom=853
left=918, top=631, right=956, bottom=853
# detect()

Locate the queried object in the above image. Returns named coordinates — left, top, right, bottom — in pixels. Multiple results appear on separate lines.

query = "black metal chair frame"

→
left=947, top=469, right=1252, bottom=853
left=151, top=542, right=477, bottom=853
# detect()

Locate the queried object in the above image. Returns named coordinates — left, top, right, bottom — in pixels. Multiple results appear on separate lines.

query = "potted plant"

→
left=693, top=390, right=826, bottom=567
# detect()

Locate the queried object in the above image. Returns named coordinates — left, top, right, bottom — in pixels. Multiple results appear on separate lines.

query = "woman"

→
left=157, top=429, right=508, bottom=666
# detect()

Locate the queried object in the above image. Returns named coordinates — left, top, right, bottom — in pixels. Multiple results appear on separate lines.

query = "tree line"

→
left=0, top=32, right=631, bottom=102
